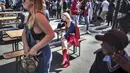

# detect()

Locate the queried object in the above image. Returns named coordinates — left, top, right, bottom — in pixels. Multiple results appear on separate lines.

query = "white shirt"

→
left=88, top=1, right=94, bottom=9
left=102, top=0, right=109, bottom=11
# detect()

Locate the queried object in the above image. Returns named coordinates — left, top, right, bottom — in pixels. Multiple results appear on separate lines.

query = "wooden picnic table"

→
left=0, top=16, right=17, bottom=21
left=5, top=28, right=65, bottom=39
left=5, top=29, right=23, bottom=54
left=54, top=28, right=65, bottom=39
left=6, top=29, right=23, bottom=38
left=5, top=29, right=24, bottom=73
left=4, top=8, right=13, bottom=11
left=0, top=11, right=22, bottom=14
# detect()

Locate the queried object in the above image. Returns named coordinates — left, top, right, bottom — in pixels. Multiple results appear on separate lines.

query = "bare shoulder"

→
left=35, top=12, right=48, bottom=24
left=35, top=13, right=46, bottom=19
left=34, top=12, right=50, bottom=30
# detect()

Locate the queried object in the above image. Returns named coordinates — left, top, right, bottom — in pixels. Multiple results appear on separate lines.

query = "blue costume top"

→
left=57, top=21, right=75, bottom=38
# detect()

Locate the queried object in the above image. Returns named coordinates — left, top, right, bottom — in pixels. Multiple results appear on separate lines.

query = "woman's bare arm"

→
left=22, top=29, right=30, bottom=53
left=31, top=13, right=55, bottom=51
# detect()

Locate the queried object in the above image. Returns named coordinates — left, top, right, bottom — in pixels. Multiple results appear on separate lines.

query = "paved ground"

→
left=0, top=17, right=130, bottom=73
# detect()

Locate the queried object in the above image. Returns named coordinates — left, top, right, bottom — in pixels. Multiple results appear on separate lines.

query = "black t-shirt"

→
left=119, top=0, right=130, bottom=14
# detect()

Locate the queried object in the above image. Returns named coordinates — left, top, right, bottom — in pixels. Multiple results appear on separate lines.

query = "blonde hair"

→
left=27, top=0, right=44, bottom=29
left=62, top=12, right=72, bottom=28
left=62, top=12, right=72, bottom=21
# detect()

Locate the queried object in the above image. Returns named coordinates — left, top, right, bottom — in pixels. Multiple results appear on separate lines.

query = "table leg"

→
left=57, top=32, right=59, bottom=40
left=73, top=46, right=76, bottom=54
left=15, top=39, right=20, bottom=73
left=0, top=20, right=2, bottom=41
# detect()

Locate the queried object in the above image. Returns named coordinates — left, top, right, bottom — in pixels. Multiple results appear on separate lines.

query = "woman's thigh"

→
left=62, top=39, right=68, bottom=48
left=62, top=39, right=72, bottom=49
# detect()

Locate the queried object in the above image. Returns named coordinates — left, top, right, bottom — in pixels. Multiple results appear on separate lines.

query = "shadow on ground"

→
left=0, top=51, right=77, bottom=73
left=50, top=51, right=62, bottom=73
left=89, top=40, right=100, bottom=44
left=0, top=61, right=18, bottom=73
left=50, top=51, right=77, bottom=73
left=95, top=25, right=109, bottom=30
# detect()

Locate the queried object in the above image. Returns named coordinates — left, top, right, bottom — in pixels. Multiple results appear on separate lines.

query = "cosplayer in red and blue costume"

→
left=57, top=12, right=80, bottom=68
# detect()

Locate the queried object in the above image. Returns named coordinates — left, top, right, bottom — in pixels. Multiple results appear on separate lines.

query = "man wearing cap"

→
left=89, top=29, right=130, bottom=73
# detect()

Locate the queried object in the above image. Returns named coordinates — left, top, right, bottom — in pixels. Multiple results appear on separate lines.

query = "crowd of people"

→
left=1, top=0, right=130, bottom=33
left=0, top=0, right=23, bottom=11
left=0, top=0, right=130, bottom=73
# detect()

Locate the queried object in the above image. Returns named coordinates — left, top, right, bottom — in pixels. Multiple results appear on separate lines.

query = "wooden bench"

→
left=0, top=26, right=18, bottom=43
left=2, top=37, right=18, bottom=42
left=0, top=37, right=21, bottom=51
left=0, top=11, right=22, bottom=14
left=0, top=26, right=19, bottom=45
left=0, top=50, right=24, bottom=59
left=0, top=17, right=18, bottom=21
left=4, top=8, right=13, bottom=11
left=1, top=22, right=21, bottom=25
left=49, top=37, right=86, bottom=56
left=0, top=37, right=86, bottom=60
left=73, top=37, right=86, bottom=56
left=0, top=26, right=18, bottom=31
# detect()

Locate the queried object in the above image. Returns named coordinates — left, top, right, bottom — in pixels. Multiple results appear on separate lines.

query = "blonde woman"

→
left=57, top=12, right=80, bottom=68
left=22, top=0, right=55, bottom=73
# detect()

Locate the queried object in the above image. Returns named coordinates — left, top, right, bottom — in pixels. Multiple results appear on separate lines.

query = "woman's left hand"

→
left=29, top=48, right=38, bottom=56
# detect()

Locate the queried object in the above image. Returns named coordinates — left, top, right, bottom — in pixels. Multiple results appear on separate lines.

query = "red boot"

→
left=62, top=49, right=67, bottom=65
left=62, top=49, right=70, bottom=68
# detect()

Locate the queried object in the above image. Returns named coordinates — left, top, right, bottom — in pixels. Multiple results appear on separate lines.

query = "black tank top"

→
left=31, top=27, right=46, bottom=40
left=29, top=12, right=46, bottom=40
